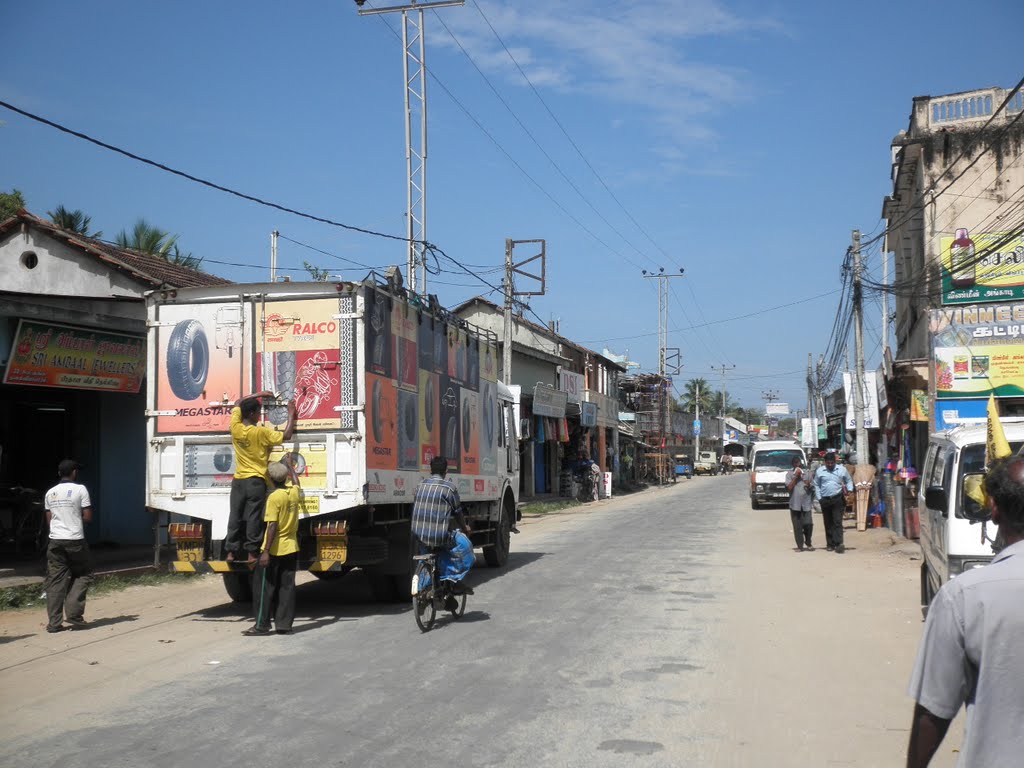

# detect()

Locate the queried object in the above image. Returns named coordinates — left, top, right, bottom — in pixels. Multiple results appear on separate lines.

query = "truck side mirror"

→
left=924, top=485, right=948, bottom=516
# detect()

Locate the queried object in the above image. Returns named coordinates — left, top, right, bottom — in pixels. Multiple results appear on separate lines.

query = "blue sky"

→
left=2, top=0, right=1022, bottom=412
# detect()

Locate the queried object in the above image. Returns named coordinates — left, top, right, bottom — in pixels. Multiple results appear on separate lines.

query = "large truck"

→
left=145, top=277, right=520, bottom=602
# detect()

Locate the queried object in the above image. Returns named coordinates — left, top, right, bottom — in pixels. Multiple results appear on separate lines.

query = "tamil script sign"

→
left=931, top=302, right=1024, bottom=399
left=3, top=320, right=145, bottom=393
left=941, top=230, right=1024, bottom=305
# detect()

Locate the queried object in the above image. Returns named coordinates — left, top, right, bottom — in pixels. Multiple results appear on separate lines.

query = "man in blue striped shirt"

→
left=411, top=456, right=474, bottom=590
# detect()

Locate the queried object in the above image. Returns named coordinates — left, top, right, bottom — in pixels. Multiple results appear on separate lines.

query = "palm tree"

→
left=48, top=205, right=102, bottom=238
left=115, top=218, right=203, bottom=270
left=680, top=378, right=716, bottom=416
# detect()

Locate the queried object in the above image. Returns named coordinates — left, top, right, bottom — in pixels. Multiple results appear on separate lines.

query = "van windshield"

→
left=753, top=450, right=804, bottom=471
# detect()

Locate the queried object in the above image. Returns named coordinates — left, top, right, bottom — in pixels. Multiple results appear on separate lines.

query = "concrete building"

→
left=883, top=85, right=1024, bottom=467
left=0, top=210, right=230, bottom=551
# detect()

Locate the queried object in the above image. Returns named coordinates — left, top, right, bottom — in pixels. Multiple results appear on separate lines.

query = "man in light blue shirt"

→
left=906, top=455, right=1024, bottom=766
left=813, top=451, right=853, bottom=553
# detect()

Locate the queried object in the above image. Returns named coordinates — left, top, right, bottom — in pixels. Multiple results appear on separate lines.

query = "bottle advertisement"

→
left=941, top=229, right=1024, bottom=305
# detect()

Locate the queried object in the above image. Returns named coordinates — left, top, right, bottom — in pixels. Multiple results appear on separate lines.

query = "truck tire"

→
left=483, top=494, right=513, bottom=567
left=222, top=572, right=253, bottom=603
left=166, top=319, right=209, bottom=401
left=366, top=567, right=398, bottom=602
left=266, top=351, right=295, bottom=424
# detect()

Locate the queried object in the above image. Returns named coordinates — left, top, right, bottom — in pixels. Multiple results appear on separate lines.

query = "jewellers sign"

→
left=532, top=383, right=568, bottom=417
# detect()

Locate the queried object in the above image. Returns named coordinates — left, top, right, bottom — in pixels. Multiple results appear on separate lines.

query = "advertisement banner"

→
left=765, top=402, right=790, bottom=416
left=366, top=374, right=398, bottom=470
left=155, top=302, right=249, bottom=433
left=931, top=302, right=1024, bottom=399
left=801, top=418, right=818, bottom=448
left=910, top=389, right=930, bottom=422
left=559, top=370, right=584, bottom=404
left=460, top=389, right=480, bottom=474
left=580, top=401, right=597, bottom=427
left=934, top=398, right=989, bottom=432
left=940, top=230, right=1024, bottom=305
left=256, top=298, right=345, bottom=431
left=4, top=320, right=145, bottom=393
left=418, top=370, right=440, bottom=469
left=842, top=371, right=880, bottom=429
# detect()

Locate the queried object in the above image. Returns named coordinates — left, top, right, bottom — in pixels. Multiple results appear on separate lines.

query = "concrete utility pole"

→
left=502, top=238, right=547, bottom=385
left=357, top=0, right=464, bottom=293
left=762, top=388, right=779, bottom=438
left=852, top=230, right=868, bottom=465
left=270, top=230, right=279, bottom=282
left=693, top=380, right=701, bottom=459
left=711, top=363, right=736, bottom=446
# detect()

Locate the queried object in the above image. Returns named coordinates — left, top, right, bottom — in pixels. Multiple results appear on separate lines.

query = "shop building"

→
left=0, top=211, right=230, bottom=550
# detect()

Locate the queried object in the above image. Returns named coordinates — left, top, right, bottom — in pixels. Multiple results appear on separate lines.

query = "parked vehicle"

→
left=749, top=440, right=806, bottom=508
left=694, top=451, right=719, bottom=476
left=145, top=277, right=520, bottom=602
left=674, top=454, right=693, bottom=479
left=918, top=419, right=1024, bottom=617
left=722, top=442, right=747, bottom=470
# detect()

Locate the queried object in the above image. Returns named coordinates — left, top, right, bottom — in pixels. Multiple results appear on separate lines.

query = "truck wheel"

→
left=750, top=498, right=759, bottom=510
left=166, top=319, right=209, bottom=401
left=366, top=567, right=398, bottom=602
left=222, top=572, right=253, bottom=603
left=483, top=494, right=513, bottom=567
left=390, top=572, right=412, bottom=603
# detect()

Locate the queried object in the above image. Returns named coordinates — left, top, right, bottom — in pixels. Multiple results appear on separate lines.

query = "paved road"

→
left=0, top=476, right=962, bottom=767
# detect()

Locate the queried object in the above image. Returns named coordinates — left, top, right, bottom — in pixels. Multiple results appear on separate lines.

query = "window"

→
left=20, top=251, right=38, bottom=269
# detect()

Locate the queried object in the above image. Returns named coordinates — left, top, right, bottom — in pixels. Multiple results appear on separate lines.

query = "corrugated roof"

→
left=0, top=210, right=232, bottom=289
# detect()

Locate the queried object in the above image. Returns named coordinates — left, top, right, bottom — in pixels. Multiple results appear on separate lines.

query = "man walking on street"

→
left=906, top=455, right=1024, bottom=766
left=43, top=459, right=93, bottom=633
left=813, top=450, right=853, bottom=553
left=786, top=456, right=814, bottom=551
left=225, top=391, right=296, bottom=564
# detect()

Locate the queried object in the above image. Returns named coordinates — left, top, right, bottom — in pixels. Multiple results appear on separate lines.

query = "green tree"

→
left=115, top=218, right=203, bottom=270
left=48, top=205, right=102, bottom=238
left=0, top=189, right=26, bottom=220
left=304, top=261, right=330, bottom=281
left=679, top=378, right=716, bottom=416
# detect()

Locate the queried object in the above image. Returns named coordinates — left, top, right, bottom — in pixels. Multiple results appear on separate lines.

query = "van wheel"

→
left=750, top=498, right=759, bottom=510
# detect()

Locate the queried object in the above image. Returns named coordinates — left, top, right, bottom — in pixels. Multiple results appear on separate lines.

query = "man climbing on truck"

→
left=225, top=391, right=296, bottom=564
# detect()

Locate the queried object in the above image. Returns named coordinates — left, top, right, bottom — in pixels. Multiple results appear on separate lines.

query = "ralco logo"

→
left=293, top=321, right=337, bottom=335
left=263, top=314, right=289, bottom=338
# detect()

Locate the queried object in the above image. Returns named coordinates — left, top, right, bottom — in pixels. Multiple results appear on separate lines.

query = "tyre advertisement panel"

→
left=255, top=299, right=344, bottom=431
left=155, top=303, right=248, bottom=433
left=365, top=289, right=391, bottom=378
left=479, top=379, right=498, bottom=474
left=418, top=369, right=440, bottom=469
left=366, top=373, right=398, bottom=470
left=396, top=389, right=420, bottom=470
left=392, top=302, right=418, bottom=391
left=460, top=388, right=480, bottom=474
left=438, top=374, right=461, bottom=473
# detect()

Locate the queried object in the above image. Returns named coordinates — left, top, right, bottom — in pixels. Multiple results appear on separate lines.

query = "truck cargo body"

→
left=145, top=280, right=519, bottom=599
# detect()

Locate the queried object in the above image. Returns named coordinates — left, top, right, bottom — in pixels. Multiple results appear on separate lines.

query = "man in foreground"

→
left=225, top=391, right=296, bottom=563
left=410, top=456, right=474, bottom=598
left=906, top=455, right=1024, bottom=766
left=813, top=450, right=853, bottom=553
left=786, top=456, right=814, bottom=551
left=43, top=459, right=93, bottom=633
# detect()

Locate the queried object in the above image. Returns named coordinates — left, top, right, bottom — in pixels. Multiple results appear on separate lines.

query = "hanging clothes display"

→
left=535, top=416, right=546, bottom=442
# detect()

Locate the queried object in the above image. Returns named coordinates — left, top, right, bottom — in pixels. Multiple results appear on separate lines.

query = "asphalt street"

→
left=0, top=475, right=960, bottom=767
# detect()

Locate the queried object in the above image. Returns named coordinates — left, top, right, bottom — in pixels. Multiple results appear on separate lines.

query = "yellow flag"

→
left=986, top=393, right=1012, bottom=465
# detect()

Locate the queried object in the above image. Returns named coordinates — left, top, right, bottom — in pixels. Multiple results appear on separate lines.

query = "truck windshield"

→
left=754, top=450, right=803, bottom=470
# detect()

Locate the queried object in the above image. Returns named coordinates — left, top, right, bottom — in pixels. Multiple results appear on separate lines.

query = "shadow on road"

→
left=81, top=614, right=139, bottom=630
left=465, top=550, right=546, bottom=590
left=0, top=633, right=33, bottom=645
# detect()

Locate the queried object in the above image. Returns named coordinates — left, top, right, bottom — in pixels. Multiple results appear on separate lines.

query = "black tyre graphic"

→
left=266, top=351, right=295, bottom=424
left=213, top=447, right=234, bottom=473
left=444, top=415, right=459, bottom=459
left=372, top=379, right=383, bottom=443
left=424, top=378, right=434, bottom=431
left=462, top=398, right=472, bottom=446
left=483, top=392, right=495, bottom=448
left=433, top=331, right=446, bottom=369
left=402, top=396, right=417, bottom=442
left=166, top=319, right=209, bottom=401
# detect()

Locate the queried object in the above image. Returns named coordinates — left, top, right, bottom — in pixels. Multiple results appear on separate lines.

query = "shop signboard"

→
left=842, top=371, right=880, bottom=429
left=580, top=401, right=597, bottom=427
left=940, top=230, right=1024, bottom=305
left=801, top=418, right=818, bottom=448
left=3, top=319, right=145, bottom=393
left=931, top=302, right=1024, bottom=399
left=765, top=402, right=790, bottom=416
left=532, top=383, right=568, bottom=418
left=934, top=398, right=989, bottom=432
left=558, top=370, right=584, bottom=404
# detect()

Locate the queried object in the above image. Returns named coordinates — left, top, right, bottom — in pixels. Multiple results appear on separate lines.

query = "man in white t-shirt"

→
left=43, top=459, right=94, bottom=633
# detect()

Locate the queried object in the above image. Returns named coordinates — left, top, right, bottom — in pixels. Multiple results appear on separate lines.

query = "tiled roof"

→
left=0, top=210, right=232, bottom=289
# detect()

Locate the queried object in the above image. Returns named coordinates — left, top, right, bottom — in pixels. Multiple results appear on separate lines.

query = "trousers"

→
left=226, top=476, right=268, bottom=556
left=790, top=509, right=813, bottom=548
left=253, top=552, right=297, bottom=631
left=45, top=539, right=94, bottom=630
left=820, top=494, right=846, bottom=548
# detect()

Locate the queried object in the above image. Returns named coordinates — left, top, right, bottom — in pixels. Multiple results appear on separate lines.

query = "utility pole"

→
left=270, top=230, right=279, bottom=282
left=711, top=363, right=736, bottom=445
left=693, top=380, right=701, bottom=459
left=642, top=268, right=685, bottom=457
left=502, top=238, right=547, bottom=385
left=357, top=0, right=464, bottom=293
left=852, top=230, right=868, bottom=465
left=762, top=388, right=779, bottom=438
left=806, top=352, right=814, bottom=448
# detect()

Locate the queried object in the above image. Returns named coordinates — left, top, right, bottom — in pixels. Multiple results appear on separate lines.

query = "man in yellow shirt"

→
left=245, top=458, right=301, bottom=636
left=225, top=392, right=296, bottom=564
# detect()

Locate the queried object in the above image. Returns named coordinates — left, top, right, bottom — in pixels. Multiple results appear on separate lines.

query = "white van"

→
left=919, top=419, right=1024, bottom=616
left=749, top=440, right=807, bottom=509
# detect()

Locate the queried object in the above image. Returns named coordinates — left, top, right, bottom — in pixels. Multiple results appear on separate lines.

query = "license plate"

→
left=318, top=546, right=347, bottom=562
left=772, top=493, right=789, bottom=498
left=176, top=544, right=204, bottom=562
